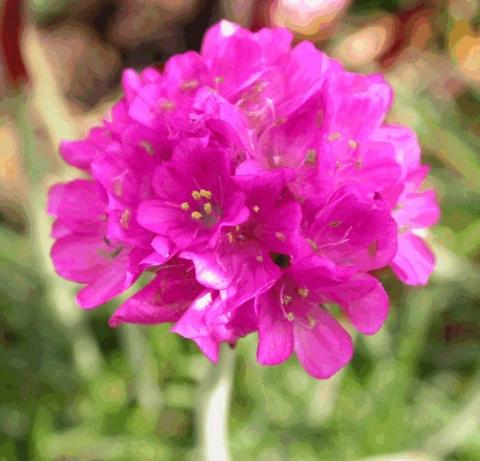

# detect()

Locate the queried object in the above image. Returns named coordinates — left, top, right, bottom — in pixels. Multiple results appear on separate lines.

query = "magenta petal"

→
left=137, top=200, right=195, bottom=248
left=326, top=273, right=389, bottom=335
left=121, top=69, right=142, bottom=103
left=60, top=127, right=110, bottom=172
left=109, top=264, right=203, bottom=327
left=391, top=233, right=435, bottom=286
left=76, top=253, right=138, bottom=309
left=48, top=180, right=107, bottom=234
left=326, top=72, right=393, bottom=140
left=256, top=291, right=294, bottom=366
left=309, top=187, right=397, bottom=271
left=395, top=189, right=440, bottom=228
left=172, top=291, right=220, bottom=363
left=293, top=306, right=353, bottom=379
left=151, top=236, right=173, bottom=259
left=372, top=124, right=421, bottom=175
left=201, top=20, right=241, bottom=60
left=277, top=41, right=329, bottom=116
left=50, top=234, right=110, bottom=283
left=180, top=249, right=231, bottom=290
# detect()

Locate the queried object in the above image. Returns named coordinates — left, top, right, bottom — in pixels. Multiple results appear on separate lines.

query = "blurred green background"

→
left=1, top=1, right=480, bottom=460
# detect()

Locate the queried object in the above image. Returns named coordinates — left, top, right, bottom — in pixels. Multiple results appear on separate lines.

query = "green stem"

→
left=197, top=345, right=236, bottom=461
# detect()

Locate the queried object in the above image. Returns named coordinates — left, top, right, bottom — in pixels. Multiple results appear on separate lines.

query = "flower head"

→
left=49, top=20, right=439, bottom=379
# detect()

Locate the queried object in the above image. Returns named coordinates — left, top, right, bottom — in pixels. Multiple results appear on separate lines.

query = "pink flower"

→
left=256, top=255, right=387, bottom=378
left=48, top=20, right=439, bottom=379
left=137, top=138, right=249, bottom=253
left=48, top=179, right=142, bottom=308
left=388, top=167, right=440, bottom=285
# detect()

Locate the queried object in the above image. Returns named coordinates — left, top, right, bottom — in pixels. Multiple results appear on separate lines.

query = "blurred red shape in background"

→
left=0, top=0, right=28, bottom=87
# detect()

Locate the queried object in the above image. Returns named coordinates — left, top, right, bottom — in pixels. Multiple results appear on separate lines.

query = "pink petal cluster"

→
left=48, top=21, right=439, bottom=379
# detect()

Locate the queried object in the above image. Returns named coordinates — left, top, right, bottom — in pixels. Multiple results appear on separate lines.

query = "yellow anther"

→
left=191, top=211, right=203, bottom=220
left=307, top=315, right=317, bottom=329
left=227, top=232, right=234, bottom=243
left=305, top=149, right=317, bottom=165
left=181, top=79, right=199, bottom=90
left=286, top=312, right=295, bottom=321
left=298, top=287, right=309, bottom=298
left=307, top=238, right=318, bottom=251
left=328, top=132, right=341, bottom=141
left=204, top=203, right=213, bottom=215
left=329, top=220, right=342, bottom=228
left=159, top=99, right=175, bottom=111
left=113, top=179, right=122, bottom=198
left=252, top=205, right=260, bottom=213
left=180, top=202, right=190, bottom=211
left=235, top=225, right=241, bottom=231
left=120, top=209, right=131, bottom=229
left=192, top=190, right=202, bottom=200
left=140, top=140, right=155, bottom=155
left=200, top=189, right=212, bottom=199
left=348, top=139, right=358, bottom=149
left=315, top=110, right=324, bottom=127
left=256, top=255, right=264, bottom=262
left=275, top=232, right=286, bottom=242
left=215, top=76, right=225, bottom=84
left=282, top=295, right=293, bottom=306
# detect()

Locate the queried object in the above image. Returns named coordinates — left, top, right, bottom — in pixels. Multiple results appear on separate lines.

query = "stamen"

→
left=298, top=287, right=309, bottom=298
left=120, top=209, right=131, bottom=229
left=181, top=79, right=199, bottom=90
left=275, top=232, right=286, bottom=242
left=256, top=255, right=263, bottom=262
left=329, top=220, right=342, bottom=228
left=286, top=312, right=295, bottom=321
left=112, top=179, right=122, bottom=198
left=315, top=110, right=324, bottom=127
left=282, top=295, right=293, bottom=306
left=200, top=189, right=212, bottom=199
left=180, top=202, right=190, bottom=210
left=307, top=238, right=318, bottom=251
left=204, top=203, right=212, bottom=214
left=191, top=211, right=203, bottom=220
left=215, top=76, right=224, bottom=84
left=328, top=132, right=341, bottom=141
left=159, top=99, right=175, bottom=111
left=226, top=232, right=234, bottom=243
left=110, top=247, right=123, bottom=259
left=305, top=149, right=317, bottom=165
left=252, top=205, right=260, bottom=213
left=140, top=140, right=155, bottom=155
left=348, top=139, right=358, bottom=149
left=192, top=190, right=202, bottom=200
left=307, top=315, right=317, bottom=329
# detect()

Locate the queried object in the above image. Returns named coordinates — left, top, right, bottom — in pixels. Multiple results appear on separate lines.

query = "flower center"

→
left=179, top=189, right=220, bottom=227
left=270, top=252, right=291, bottom=269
